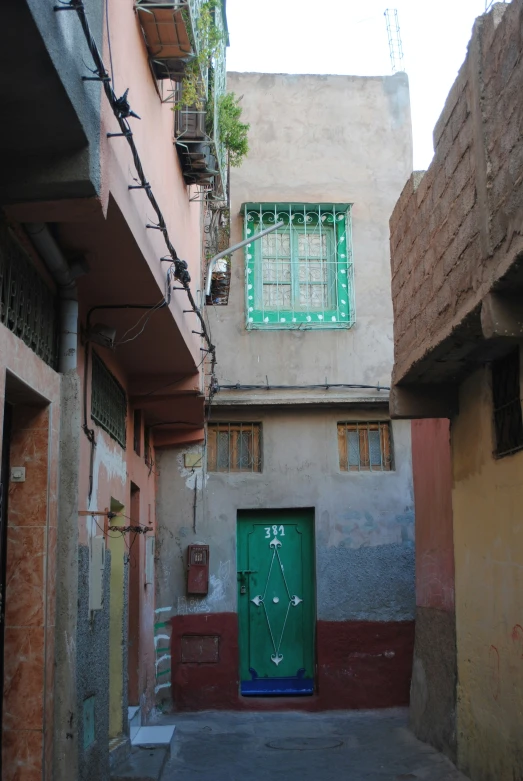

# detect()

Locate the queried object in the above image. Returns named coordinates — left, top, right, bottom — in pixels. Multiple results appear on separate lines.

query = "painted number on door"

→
left=265, top=525, right=285, bottom=538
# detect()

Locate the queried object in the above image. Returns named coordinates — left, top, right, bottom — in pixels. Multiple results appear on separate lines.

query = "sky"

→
left=225, top=0, right=495, bottom=170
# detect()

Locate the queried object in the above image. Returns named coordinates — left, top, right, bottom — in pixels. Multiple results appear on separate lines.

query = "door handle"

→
left=237, top=570, right=257, bottom=575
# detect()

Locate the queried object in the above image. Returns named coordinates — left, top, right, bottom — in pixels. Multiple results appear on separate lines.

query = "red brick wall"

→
left=390, top=1, right=523, bottom=384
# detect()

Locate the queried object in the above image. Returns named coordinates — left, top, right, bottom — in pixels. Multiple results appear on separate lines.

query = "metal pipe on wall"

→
left=25, top=223, right=79, bottom=373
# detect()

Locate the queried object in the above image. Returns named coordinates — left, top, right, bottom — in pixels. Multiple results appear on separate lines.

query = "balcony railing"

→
left=173, top=1, right=228, bottom=198
left=136, top=0, right=228, bottom=198
left=136, top=0, right=209, bottom=87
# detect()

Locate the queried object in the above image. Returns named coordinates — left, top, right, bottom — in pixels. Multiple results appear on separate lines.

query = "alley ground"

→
left=158, top=709, right=470, bottom=781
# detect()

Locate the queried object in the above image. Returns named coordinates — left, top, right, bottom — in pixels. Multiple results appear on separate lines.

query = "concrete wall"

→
left=0, top=0, right=104, bottom=203
left=156, top=408, right=415, bottom=710
left=451, top=365, right=523, bottom=781
left=212, top=71, right=412, bottom=392
left=77, top=546, right=111, bottom=781
left=156, top=70, right=415, bottom=710
left=390, top=1, right=523, bottom=386
left=410, top=419, right=456, bottom=760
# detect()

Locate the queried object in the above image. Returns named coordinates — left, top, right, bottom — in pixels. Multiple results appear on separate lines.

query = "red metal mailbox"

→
left=186, top=544, right=209, bottom=595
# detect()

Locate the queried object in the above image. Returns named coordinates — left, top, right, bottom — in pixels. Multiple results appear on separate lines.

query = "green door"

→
left=237, top=510, right=315, bottom=695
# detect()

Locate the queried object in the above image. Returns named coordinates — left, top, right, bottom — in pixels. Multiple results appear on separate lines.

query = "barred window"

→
left=492, top=349, right=523, bottom=458
left=207, top=423, right=261, bottom=472
left=91, top=351, right=127, bottom=448
left=338, top=422, right=392, bottom=472
left=243, top=203, right=354, bottom=330
left=0, top=223, right=57, bottom=367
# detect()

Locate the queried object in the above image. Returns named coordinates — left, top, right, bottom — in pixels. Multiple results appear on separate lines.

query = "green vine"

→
left=178, top=0, right=223, bottom=110
left=218, top=93, right=250, bottom=167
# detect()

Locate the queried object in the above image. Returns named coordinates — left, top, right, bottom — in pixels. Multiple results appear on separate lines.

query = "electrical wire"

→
left=115, top=295, right=166, bottom=346
left=214, top=382, right=391, bottom=392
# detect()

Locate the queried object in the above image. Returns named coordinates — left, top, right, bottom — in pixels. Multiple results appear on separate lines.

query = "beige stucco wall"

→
left=212, top=71, right=413, bottom=394
left=452, top=364, right=523, bottom=781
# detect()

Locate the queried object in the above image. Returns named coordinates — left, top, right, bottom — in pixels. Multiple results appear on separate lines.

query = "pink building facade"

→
left=0, top=1, right=227, bottom=779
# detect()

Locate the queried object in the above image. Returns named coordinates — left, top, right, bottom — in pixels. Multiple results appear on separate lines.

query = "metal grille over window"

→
left=338, top=422, right=393, bottom=472
left=243, top=203, right=354, bottom=329
left=492, top=348, right=523, bottom=458
left=207, top=423, right=261, bottom=472
left=0, top=223, right=57, bottom=368
left=91, top=351, right=127, bottom=448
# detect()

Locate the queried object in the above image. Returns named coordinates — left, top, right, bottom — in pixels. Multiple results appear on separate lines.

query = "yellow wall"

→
left=108, top=518, right=126, bottom=740
left=452, top=365, right=523, bottom=781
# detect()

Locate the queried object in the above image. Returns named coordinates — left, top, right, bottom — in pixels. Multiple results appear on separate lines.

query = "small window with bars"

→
left=492, top=348, right=523, bottom=458
left=91, top=351, right=127, bottom=448
left=207, top=423, right=261, bottom=473
left=338, top=422, right=393, bottom=472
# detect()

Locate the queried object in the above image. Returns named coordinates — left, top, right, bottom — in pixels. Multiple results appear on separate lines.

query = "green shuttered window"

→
left=243, top=203, right=355, bottom=330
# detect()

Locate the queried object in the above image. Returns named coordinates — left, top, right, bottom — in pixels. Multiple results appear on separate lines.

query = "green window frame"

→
left=243, top=203, right=354, bottom=330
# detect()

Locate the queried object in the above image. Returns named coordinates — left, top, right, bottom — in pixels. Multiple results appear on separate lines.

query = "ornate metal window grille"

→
left=91, top=351, right=127, bottom=448
left=243, top=203, right=354, bottom=330
left=0, top=223, right=57, bottom=368
left=338, top=422, right=393, bottom=472
left=207, top=423, right=261, bottom=472
left=492, top=348, right=523, bottom=458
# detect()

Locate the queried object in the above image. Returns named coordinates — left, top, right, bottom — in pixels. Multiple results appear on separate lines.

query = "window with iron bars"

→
left=491, top=348, right=523, bottom=458
left=243, top=203, right=354, bottom=329
left=91, top=351, right=127, bottom=448
left=207, top=423, right=261, bottom=472
left=0, top=222, right=57, bottom=368
left=338, top=422, right=393, bottom=472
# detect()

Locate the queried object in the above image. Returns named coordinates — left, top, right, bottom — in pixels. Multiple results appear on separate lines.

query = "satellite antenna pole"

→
left=384, top=9, right=404, bottom=73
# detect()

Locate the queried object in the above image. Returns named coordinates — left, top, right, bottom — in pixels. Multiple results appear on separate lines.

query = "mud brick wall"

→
left=390, top=0, right=523, bottom=384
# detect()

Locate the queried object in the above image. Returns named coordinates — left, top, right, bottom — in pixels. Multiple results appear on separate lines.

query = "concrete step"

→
left=109, top=735, right=131, bottom=772
left=111, top=746, right=168, bottom=781
left=131, top=725, right=176, bottom=756
left=128, top=705, right=142, bottom=741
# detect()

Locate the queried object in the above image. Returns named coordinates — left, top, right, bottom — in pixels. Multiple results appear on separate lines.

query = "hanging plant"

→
left=218, top=93, right=250, bottom=167
left=178, top=0, right=223, bottom=110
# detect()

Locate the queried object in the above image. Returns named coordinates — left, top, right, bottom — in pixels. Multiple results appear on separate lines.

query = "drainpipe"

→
left=24, top=223, right=79, bottom=372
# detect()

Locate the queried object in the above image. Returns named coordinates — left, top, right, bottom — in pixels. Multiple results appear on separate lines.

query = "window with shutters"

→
left=337, top=422, right=393, bottom=472
left=243, top=203, right=354, bottom=329
left=207, top=423, right=261, bottom=472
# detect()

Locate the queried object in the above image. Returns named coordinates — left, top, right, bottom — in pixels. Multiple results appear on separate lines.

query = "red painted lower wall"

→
left=170, top=614, right=414, bottom=711
left=316, top=620, right=415, bottom=709
left=171, top=613, right=240, bottom=710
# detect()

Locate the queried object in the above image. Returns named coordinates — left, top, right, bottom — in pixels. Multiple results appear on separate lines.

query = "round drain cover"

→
left=266, top=737, right=343, bottom=751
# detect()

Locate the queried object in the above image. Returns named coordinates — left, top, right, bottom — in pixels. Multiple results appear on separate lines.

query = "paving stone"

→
left=111, top=746, right=168, bottom=781
left=158, top=708, right=470, bottom=781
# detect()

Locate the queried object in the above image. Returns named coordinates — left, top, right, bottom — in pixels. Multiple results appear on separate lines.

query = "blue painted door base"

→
left=241, top=667, right=314, bottom=696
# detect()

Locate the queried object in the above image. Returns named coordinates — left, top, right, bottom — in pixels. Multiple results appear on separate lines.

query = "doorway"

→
left=237, top=509, right=315, bottom=695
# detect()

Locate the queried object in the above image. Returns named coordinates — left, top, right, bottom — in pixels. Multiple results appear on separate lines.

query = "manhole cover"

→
left=266, top=737, right=343, bottom=750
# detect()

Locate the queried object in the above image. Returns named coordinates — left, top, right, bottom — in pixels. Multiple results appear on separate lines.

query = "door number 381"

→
left=265, top=525, right=285, bottom=538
